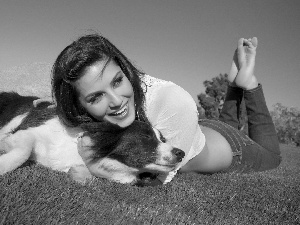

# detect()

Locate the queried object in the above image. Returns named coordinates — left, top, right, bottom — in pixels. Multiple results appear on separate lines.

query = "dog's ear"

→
left=80, top=122, right=127, bottom=158
left=133, top=172, right=163, bottom=187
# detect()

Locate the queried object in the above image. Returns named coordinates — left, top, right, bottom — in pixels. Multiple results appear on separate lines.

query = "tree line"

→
left=198, top=74, right=300, bottom=146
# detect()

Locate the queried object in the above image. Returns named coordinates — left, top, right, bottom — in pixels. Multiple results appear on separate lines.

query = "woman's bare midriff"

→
left=180, top=125, right=233, bottom=173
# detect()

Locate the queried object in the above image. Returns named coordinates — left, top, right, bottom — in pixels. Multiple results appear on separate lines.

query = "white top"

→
left=140, top=74, right=206, bottom=184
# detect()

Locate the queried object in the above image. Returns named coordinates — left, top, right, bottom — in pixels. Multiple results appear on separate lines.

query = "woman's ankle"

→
left=243, top=76, right=258, bottom=90
left=227, top=83, right=244, bottom=92
left=244, top=83, right=262, bottom=94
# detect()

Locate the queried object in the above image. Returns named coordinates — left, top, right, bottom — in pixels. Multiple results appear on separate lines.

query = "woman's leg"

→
left=181, top=37, right=281, bottom=174
left=181, top=38, right=255, bottom=174
left=242, top=85, right=281, bottom=170
left=218, top=86, right=243, bottom=129
left=218, top=39, right=245, bottom=129
left=224, top=37, right=281, bottom=171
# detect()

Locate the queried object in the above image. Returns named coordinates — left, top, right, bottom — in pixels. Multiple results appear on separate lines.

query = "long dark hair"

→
left=52, top=33, right=149, bottom=127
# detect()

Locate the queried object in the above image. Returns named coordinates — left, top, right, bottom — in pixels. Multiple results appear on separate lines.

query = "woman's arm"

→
left=146, top=83, right=204, bottom=164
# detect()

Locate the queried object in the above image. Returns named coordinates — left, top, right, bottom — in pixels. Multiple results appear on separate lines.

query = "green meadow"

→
left=0, top=144, right=299, bottom=224
left=1, top=64, right=299, bottom=224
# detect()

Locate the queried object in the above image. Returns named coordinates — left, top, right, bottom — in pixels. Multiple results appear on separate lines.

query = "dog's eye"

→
left=141, top=132, right=155, bottom=140
left=159, top=132, right=166, bottom=143
left=160, top=137, right=166, bottom=143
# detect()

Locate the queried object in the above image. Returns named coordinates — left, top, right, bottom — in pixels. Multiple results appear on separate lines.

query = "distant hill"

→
left=0, top=62, right=52, bottom=98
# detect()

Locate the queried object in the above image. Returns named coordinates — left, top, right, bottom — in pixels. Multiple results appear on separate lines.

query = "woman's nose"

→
left=108, top=90, right=122, bottom=107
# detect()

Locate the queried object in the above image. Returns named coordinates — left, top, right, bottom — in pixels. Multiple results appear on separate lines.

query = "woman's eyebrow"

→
left=111, top=71, right=123, bottom=82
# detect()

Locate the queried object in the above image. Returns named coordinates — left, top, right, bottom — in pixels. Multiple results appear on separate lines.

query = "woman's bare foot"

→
left=228, top=37, right=259, bottom=90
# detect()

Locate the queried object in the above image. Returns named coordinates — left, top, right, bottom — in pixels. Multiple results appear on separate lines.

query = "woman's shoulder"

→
left=140, top=74, right=173, bottom=90
left=140, top=74, right=196, bottom=113
left=140, top=74, right=192, bottom=98
left=140, top=74, right=177, bottom=105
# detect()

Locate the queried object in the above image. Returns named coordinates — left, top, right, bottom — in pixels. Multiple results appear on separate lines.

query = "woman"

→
left=51, top=34, right=281, bottom=184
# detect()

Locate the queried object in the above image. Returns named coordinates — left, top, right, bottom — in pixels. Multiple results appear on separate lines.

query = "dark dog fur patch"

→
left=12, top=106, right=56, bottom=134
left=0, top=92, right=55, bottom=133
left=0, top=92, right=38, bottom=128
left=81, top=121, right=160, bottom=168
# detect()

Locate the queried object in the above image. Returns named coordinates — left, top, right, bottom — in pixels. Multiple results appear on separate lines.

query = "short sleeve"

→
left=147, top=84, right=198, bottom=152
left=144, top=82, right=206, bottom=184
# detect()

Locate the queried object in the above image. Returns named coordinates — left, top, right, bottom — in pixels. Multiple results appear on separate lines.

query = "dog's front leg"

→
left=68, top=165, right=93, bottom=184
left=0, top=131, right=34, bottom=175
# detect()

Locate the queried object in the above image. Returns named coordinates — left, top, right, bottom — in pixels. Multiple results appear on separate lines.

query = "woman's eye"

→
left=113, top=76, right=124, bottom=88
left=89, top=93, right=104, bottom=104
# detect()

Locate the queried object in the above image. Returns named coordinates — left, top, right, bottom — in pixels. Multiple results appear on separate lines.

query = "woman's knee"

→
left=259, top=152, right=282, bottom=171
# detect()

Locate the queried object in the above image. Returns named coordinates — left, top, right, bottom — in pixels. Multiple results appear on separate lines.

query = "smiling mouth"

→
left=109, top=102, right=129, bottom=117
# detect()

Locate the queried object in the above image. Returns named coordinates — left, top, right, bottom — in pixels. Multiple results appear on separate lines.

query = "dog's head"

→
left=79, top=121, right=185, bottom=186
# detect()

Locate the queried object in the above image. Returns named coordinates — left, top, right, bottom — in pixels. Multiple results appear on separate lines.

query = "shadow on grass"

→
left=0, top=144, right=299, bottom=224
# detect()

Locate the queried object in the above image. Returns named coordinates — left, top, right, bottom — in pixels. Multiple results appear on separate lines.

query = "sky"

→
left=1, top=0, right=300, bottom=109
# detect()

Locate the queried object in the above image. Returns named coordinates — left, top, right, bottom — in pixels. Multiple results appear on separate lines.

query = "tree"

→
left=197, top=74, right=228, bottom=119
left=270, top=103, right=300, bottom=145
left=197, top=73, right=248, bottom=132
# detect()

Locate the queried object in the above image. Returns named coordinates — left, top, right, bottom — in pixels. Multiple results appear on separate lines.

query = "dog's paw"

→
left=68, top=165, right=94, bottom=184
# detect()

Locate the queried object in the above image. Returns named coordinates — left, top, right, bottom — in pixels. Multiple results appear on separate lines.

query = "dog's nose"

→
left=77, top=131, right=88, bottom=139
left=172, top=148, right=185, bottom=161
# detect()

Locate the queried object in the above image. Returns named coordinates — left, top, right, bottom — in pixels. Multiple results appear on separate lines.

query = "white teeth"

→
left=111, top=103, right=128, bottom=117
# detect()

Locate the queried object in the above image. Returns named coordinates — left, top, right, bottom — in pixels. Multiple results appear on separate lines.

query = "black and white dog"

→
left=0, top=92, right=184, bottom=186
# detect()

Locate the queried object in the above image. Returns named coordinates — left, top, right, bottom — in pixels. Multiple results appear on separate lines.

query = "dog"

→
left=0, top=92, right=185, bottom=186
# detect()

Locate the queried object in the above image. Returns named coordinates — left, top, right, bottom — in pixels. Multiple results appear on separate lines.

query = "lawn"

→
left=1, top=64, right=300, bottom=224
left=0, top=144, right=299, bottom=224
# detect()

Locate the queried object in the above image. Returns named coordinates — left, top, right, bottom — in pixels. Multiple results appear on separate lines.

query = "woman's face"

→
left=74, top=59, right=135, bottom=128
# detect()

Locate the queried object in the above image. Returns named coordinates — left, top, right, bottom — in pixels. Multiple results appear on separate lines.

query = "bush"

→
left=270, top=103, right=300, bottom=146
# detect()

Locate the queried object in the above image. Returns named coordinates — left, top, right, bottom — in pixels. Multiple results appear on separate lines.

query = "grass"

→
left=1, top=144, right=299, bottom=224
left=1, top=64, right=299, bottom=224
